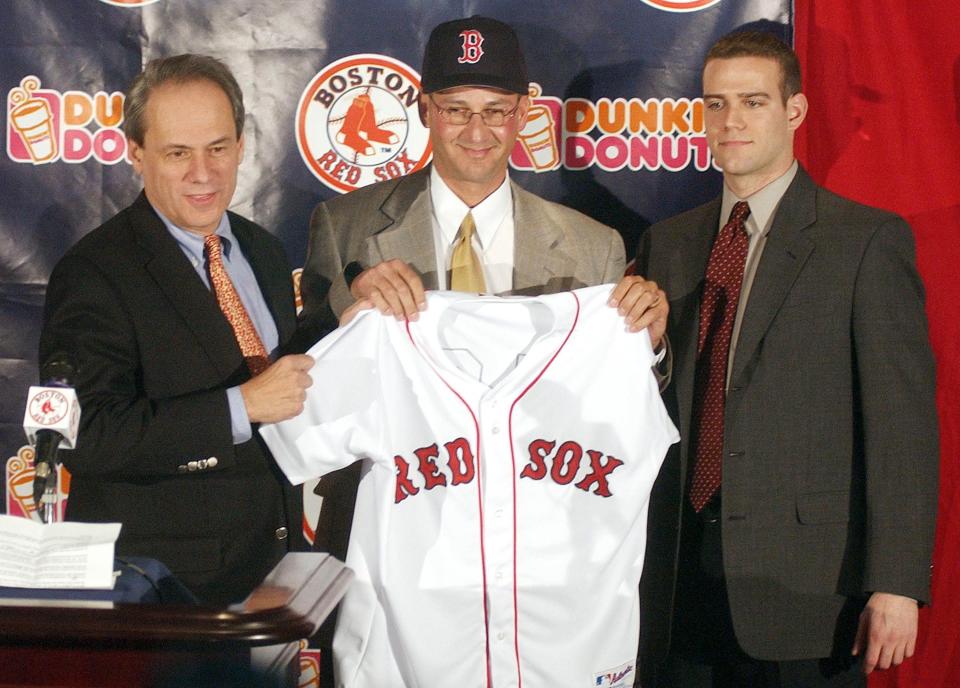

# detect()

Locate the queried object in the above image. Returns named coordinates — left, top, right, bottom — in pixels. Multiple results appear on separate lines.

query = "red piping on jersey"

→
left=405, top=318, right=492, bottom=688
left=506, top=291, right=581, bottom=685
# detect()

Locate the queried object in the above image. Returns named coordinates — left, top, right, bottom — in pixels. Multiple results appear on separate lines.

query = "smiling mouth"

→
left=187, top=192, right=217, bottom=203
left=460, top=146, right=495, bottom=159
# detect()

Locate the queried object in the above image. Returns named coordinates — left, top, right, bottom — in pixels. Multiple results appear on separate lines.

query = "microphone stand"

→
left=32, top=431, right=62, bottom=524
left=39, top=466, right=59, bottom=524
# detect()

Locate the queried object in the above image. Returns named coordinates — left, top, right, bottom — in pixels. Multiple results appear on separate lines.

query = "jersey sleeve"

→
left=260, top=309, right=383, bottom=485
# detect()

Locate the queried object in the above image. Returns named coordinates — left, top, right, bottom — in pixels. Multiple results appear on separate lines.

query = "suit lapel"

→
left=669, top=198, right=721, bottom=460
left=512, top=182, right=574, bottom=293
left=231, top=216, right=296, bottom=344
left=730, top=170, right=817, bottom=386
left=368, top=170, right=440, bottom=289
left=130, top=194, right=245, bottom=380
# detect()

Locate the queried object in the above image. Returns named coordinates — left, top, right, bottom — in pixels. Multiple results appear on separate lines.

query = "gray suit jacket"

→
left=299, top=167, right=625, bottom=341
left=636, top=167, right=938, bottom=662
left=297, top=167, right=625, bottom=595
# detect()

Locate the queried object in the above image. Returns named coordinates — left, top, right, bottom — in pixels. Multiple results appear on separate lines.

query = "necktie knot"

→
left=204, top=233, right=224, bottom=262
left=728, top=200, right=751, bottom=227
left=458, top=212, right=476, bottom=243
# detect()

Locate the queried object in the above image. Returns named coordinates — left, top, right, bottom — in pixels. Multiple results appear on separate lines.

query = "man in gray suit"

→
left=636, top=31, right=939, bottom=687
left=298, top=17, right=668, bottom=679
left=299, top=15, right=664, bottom=341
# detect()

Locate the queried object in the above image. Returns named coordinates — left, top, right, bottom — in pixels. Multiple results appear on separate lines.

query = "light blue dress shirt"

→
left=154, top=207, right=279, bottom=444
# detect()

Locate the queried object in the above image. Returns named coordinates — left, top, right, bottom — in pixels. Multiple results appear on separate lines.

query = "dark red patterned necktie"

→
left=689, top=201, right=751, bottom=512
left=204, top=234, right=270, bottom=376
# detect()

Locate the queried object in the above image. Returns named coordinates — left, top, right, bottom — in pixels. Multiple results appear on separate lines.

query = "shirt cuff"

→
left=227, top=386, right=252, bottom=444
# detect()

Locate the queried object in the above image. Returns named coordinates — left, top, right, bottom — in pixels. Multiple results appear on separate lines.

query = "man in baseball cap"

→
left=298, top=15, right=669, bottom=685
left=300, top=14, right=664, bottom=339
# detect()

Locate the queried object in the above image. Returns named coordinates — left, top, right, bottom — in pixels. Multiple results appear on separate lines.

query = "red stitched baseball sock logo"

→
left=458, top=30, right=484, bottom=63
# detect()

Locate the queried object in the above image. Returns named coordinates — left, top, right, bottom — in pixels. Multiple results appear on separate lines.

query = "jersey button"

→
left=491, top=427, right=500, bottom=434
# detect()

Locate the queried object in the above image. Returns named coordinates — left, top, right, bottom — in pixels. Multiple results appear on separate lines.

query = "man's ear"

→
left=515, top=95, right=531, bottom=129
left=786, top=92, right=808, bottom=132
left=418, top=93, right=430, bottom=128
left=128, top=138, right=144, bottom=174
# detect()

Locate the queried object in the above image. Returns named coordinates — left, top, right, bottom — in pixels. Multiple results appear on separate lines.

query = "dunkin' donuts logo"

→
left=7, top=76, right=126, bottom=165
left=510, top=83, right=713, bottom=174
left=296, top=54, right=432, bottom=193
left=638, top=0, right=721, bottom=11
left=5, top=448, right=71, bottom=520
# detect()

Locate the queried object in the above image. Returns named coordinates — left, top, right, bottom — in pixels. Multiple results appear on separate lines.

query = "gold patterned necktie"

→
left=449, top=211, right=486, bottom=293
left=203, top=234, right=270, bottom=376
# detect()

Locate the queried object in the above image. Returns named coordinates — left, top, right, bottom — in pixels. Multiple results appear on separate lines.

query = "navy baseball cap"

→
left=421, top=16, right=529, bottom=95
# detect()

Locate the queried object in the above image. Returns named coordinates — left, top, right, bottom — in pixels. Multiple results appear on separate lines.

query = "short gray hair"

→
left=123, top=54, right=244, bottom=145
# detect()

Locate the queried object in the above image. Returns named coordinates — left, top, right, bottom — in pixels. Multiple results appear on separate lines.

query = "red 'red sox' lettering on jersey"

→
left=520, top=439, right=623, bottom=497
left=395, top=436, right=623, bottom=503
left=394, top=437, right=475, bottom=503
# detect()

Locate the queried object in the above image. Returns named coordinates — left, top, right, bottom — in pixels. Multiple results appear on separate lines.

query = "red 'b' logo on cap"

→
left=458, top=30, right=484, bottom=64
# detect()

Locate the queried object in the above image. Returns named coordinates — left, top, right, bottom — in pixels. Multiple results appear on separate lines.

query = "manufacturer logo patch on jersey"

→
left=638, top=0, right=721, bottom=12
left=594, top=660, right=635, bottom=687
left=296, top=54, right=431, bottom=194
left=458, top=30, right=485, bottom=63
left=28, top=390, right=69, bottom=426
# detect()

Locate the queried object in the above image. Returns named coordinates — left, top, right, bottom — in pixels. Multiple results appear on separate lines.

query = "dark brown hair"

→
left=705, top=31, right=801, bottom=103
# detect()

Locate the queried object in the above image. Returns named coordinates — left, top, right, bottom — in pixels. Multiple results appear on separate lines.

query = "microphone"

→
left=23, top=353, right=81, bottom=521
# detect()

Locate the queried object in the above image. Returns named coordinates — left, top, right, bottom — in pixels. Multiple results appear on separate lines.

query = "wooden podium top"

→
left=0, top=552, right=352, bottom=647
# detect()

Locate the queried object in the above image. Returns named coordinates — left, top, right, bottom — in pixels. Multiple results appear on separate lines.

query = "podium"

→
left=0, top=552, right=352, bottom=687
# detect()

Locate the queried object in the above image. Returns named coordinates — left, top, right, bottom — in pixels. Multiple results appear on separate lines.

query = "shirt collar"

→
left=720, top=160, right=799, bottom=237
left=429, top=167, right=513, bottom=249
left=152, top=205, right=235, bottom=265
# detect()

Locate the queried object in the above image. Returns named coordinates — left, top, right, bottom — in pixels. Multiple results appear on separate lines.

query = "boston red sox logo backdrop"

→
left=296, top=54, right=432, bottom=194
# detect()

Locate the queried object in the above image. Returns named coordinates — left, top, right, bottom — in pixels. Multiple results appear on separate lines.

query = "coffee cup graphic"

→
left=518, top=103, right=559, bottom=171
left=9, top=77, right=58, bottom=163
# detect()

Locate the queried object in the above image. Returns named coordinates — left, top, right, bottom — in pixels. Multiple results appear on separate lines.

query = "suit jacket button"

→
left=187, top=461, right=199, bottom=472
left=207, top=457, right=218, bottom=468
left=177, top=464, right=188, bottom=473
left=275, top=527, right=288, bottom=540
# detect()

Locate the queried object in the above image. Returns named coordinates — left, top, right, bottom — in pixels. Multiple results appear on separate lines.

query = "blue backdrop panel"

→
left=0, top=0, right=790, bottom=509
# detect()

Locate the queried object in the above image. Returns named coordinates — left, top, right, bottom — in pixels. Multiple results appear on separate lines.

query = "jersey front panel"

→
left=260, top=285, right=679, bottom=688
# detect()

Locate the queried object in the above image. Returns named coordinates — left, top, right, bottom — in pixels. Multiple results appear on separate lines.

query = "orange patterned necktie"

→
left=204, top=234, right=270, bottom=376
left=688, top=201, right=751, bottom=512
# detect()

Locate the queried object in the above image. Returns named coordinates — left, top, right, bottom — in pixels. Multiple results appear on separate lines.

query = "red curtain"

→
left=795, top=2, right=960, bottom=686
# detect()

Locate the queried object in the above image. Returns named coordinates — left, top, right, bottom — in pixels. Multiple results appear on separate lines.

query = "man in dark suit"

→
left=39, top=54, right=314, bottom=606
left=636, top=31, right=939, bottom=687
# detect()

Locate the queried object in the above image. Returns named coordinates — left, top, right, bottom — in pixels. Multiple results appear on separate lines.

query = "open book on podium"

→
left=0, top=514, right=120, bottom=591
left=0, top=543, right=353, bottom=687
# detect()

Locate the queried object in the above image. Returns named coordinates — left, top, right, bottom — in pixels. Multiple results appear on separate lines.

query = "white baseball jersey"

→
left=261, top=284, right=678, bottom=688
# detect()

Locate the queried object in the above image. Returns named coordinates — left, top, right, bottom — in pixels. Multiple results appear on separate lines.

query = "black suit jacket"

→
left=636, top=167, right=938, bottom=664
left=39, top=193, right=306, bottom=606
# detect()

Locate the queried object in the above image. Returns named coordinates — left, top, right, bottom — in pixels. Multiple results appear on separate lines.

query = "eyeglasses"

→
left=429, top=95, right=522, bottom=126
